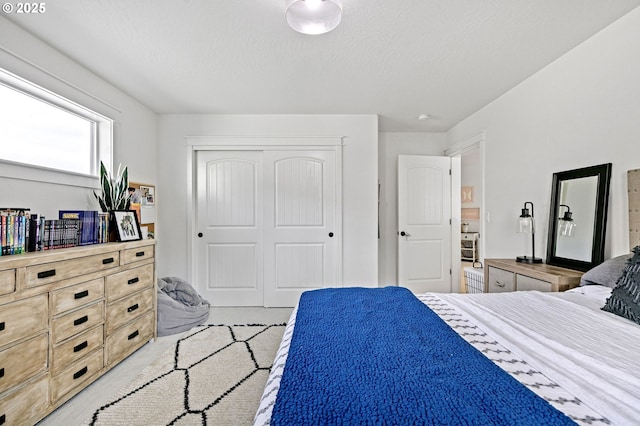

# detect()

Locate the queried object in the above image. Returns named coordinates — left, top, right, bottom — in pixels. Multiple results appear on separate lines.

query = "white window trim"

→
left=0, top=67, right=113, bottom=188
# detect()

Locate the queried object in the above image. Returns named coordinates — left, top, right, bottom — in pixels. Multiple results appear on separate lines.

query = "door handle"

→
left=400, top=231, right=411, bottom=237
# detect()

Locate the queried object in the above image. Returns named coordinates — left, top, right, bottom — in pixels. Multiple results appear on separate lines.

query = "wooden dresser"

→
left=484, top=258, right=583, bottom=293
left=0, top=240, right=156, bottom=425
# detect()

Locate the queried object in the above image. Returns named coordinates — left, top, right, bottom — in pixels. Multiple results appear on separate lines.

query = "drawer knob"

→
left=74, top=290, right=89, bottom=299
left=127, top=303, right=139, bottom=313
left=0, top=368, right=4, bottom=378
left=73, top=366, right=88, bottom=380
left=135, top=251, right=145, bottom=257
left=495, top=281, right=506, bottom=288
left=0, top=322, right=4, bottom=332
left=127, top=277, right=139, bottom=285
left=73, top=341, right=88, bottom=353
left=128, top=330, right=139, bottom=340
left=37, top=269, right=56, bottom=279
left=73, top=315, right=89, bottom=326
left=102, top=257, right=115, bottom=265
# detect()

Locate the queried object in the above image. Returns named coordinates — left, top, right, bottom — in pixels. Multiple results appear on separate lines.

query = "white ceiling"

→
left=6, top=1, right=640, bottom=132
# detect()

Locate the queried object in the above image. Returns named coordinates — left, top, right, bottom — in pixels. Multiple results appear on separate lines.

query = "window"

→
left=0, top=68, right=113, bottom=185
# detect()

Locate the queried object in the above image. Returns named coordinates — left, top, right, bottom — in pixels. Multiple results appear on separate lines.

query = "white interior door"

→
left=195, top=151, right=264, bottom=306
left=263, top=150, right=338, bottom=307
left=398, top=155, right=452, bottom=293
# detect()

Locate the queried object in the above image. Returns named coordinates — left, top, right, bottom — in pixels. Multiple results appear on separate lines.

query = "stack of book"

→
left=0, top=208, right=110, bottom=256
left=0, top=208, right=30, bottom=255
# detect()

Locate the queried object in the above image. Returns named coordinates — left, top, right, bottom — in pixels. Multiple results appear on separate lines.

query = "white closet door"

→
left=263, top=150, right=339, bottom=307
left=195, top=151, right=264, bottom=306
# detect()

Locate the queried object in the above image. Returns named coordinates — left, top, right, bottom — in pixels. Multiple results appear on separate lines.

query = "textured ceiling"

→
left=5, top=1, right=640, bottom=132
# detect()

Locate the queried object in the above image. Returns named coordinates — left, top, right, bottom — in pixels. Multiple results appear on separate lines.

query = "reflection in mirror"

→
left=546, top=163, right=612, bottom=271
left=555, top=176, right=597, bottom=262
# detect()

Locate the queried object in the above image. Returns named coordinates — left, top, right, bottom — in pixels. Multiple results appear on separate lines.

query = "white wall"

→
left=0, top=16, right=158, bottom=218
left=378, top=132, right=447, bottom=285
left=447, top=7, right=640, bottom=260
left=157, top=114, right=378, bottom=287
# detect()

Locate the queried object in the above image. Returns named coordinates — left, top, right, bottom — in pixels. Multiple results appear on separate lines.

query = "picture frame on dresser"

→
left=112, top=210, right=142, bottom=242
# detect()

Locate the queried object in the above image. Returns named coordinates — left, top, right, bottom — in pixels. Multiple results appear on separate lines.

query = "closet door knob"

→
left=197, top=233, right=203, bottom=238
left=328, top=232, right=334, bottom=237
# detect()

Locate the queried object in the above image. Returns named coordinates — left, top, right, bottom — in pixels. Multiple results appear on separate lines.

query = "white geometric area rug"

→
left=85, top=324, right=286, bottom=426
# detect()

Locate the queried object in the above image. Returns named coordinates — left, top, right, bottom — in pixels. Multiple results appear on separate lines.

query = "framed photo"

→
left=139, top=185, right=155, bottom=205
left=461, top=207, right=481, bottom=220
left=111, top=210, right=142, bottom=242
left=461, top=186, right=474, bottom=203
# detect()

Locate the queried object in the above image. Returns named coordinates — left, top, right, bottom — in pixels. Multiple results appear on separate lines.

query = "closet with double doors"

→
left=188, top=138, right=343, bottom=308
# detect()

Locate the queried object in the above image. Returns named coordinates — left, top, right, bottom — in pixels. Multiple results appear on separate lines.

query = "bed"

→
left=254, top=170, right=640, bottom=425
left=254, top=280, right=639, bottom=425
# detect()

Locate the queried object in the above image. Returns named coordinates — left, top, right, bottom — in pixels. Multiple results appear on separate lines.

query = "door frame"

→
left=397, top=155, right=454, bottom=293
left=445, top=131, right=486, bottom=292
left=185, top=136, right=344, bottom=293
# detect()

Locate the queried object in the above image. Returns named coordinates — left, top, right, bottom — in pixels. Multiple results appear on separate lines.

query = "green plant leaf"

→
left=95, top=161, right=130, bottom=212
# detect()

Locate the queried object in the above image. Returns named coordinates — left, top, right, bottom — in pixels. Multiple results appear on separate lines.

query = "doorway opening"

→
left=446, top=132, right=485, bottom=293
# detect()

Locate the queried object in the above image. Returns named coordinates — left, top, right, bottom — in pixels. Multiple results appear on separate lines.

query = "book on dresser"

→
left=0, top=208, right=31, bottom=256
left=59, top=210, right=99, bottom=246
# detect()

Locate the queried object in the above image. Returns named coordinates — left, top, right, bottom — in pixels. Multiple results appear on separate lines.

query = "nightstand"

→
left=461, top=232, right=479, bottom=262
left=484, top=259, right=583, bottom=293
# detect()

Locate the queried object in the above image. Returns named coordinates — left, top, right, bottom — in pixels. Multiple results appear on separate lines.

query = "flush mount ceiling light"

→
left=286, top=0, right=342, bottom=35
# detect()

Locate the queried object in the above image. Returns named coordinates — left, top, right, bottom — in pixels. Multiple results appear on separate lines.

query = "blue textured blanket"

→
left=271, top=287, right=575, bottom=425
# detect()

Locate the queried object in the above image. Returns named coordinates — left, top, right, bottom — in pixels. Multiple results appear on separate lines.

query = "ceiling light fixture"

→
left=285, top=0, right=342, bottom=35
left=418, top=114, right=431, bottom=121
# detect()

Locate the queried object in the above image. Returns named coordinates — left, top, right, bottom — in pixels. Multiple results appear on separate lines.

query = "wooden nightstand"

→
left=484, top=259, right=583, bottom=293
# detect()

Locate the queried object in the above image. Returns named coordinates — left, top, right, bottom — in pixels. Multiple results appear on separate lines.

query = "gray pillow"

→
left=601, top=246, right=640, bottom=325
left=580, top=253, right=632, bottom=287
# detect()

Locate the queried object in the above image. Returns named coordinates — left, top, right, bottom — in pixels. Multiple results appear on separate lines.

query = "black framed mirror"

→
left=546, top=163, right=612, bottom=271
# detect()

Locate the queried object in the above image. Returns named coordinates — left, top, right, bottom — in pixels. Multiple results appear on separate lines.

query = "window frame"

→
left=0, top=68, right=113, bottom=188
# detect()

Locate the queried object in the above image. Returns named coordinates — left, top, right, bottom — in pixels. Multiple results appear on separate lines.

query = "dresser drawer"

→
left=122, top=245, right=154, bottom=265
left=0, top=375, right=48, bottom=426
left=51, top=301, right=104, bottom=344
left=0, top=269, right=16, bottom=296
left=51, top=325, right=104, bottom=374
left=516, top=274, right=553, bottom=292
left=106, top=311, right=154, bottom=366
left=50, top=349, right=103, bottom=403
left=105, top=264, right=154, bottom=302
left=51, top=278, right=104, bottom=316
left=487, top=266, right=515, bottom=293
left=106, top=287, right=154, bottom=335
left=25, top=251, right=120, bottom=288
left=0, top=294, right=48, bottom=347
left=0, top=334, right=48, bottom=394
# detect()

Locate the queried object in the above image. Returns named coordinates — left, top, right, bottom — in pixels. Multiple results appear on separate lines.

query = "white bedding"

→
left=255, top=288, right=640, bottom=425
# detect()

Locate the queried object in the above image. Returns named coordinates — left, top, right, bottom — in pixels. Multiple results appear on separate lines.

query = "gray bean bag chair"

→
left=157, top=277, right=210, bottom=337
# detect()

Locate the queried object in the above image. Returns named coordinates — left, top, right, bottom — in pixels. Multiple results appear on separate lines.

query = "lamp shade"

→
left=285, top=0, right=342, bottom=35
left=558, top=205, right=576, bottom=237
left=517, top=207, right=534, bottom=234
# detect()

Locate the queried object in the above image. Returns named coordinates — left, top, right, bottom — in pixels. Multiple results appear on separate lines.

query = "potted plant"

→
left=94, top=161, right=130, bottom=212
left=94, top=161, right=130, bottom=242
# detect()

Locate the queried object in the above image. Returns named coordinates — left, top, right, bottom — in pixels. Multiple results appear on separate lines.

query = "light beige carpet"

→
left=84, top=324, right=285, bottom=426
